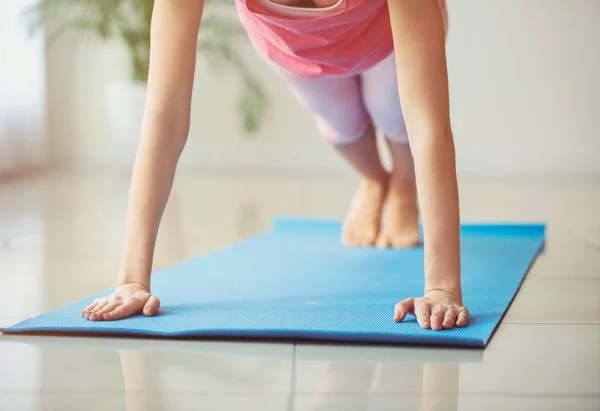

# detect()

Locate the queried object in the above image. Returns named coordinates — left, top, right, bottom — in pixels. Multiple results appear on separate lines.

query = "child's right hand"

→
left=79, top=1, right=204, bottom=322
left=393, top=289, right=469, bottom=330
left=81, top=283, right=160, bottom=321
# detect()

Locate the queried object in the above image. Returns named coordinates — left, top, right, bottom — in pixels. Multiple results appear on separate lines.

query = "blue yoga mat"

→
left=1, top=218, right=545, bottom=348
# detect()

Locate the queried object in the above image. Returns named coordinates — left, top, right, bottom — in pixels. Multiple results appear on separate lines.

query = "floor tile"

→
left=0, top=338, right=293, bottom=394
left=295, top=344, right=483, bottom=364
left=293, top=395, right=600, bottom=411
left=293, top=395, right=421, bottom=411
left=294, top=345, right=476, bottom=396
left=0, top=334, right=291, bottom=358
left=0, top=317, right=29, bottom=328
left=0, top=335, right=293, bottom=395
left=505, top=279, right=600, bottom=324
left=295, top=325, right=600, bottom=396
left=0, top=275, right=47, bottom=317
left=1, top=171, right=599, bottom=404
left=0, top=393, right=289, bottom=411
left=527, top=249, right=600, bottom=280
left=459, top=324, right=600, bottom=395
left=456, top=397, right=600, bottom=411
left=0, top=273, right=109, bottom=317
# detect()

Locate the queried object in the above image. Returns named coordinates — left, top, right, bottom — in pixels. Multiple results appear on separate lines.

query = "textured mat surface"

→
left=1, top=218, right=545, bottom=347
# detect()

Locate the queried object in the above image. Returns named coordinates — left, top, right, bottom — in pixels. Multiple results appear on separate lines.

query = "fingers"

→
left=92, top=299, right=109, bottom=315
left=81, top=295, right=160, bottom=321
left=144, top=296, right=160, bottom=317
left=102, top=302, right=140, bottom=321
left=430, top=305, right=468, bottom=330
left=456, top=308, right=469, bottom=328
left=430, top=305, right=446, bottom=330
left=394, top=295, right=469, bottom=331
left=414, top=301, right=432, bottom=329
left=82, top=298, right=107, bottom=320
left=442, top=306, right=458, bottom=330
left=81, top=299, right=102, bottom=319
left=89, top=301, right=122, bottom=321
left=102, top=296, right=160, bottom=321
left=83, top=299, right=100, bottom=314
left=394, top=298, right=415, bottom=322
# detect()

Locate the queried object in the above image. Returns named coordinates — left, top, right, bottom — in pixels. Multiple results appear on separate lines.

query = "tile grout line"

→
left=526, top=278, right=600, bottom=281
left=549, top=224, right=600, bottom=251
left=475, top=188, right=600, bottom=251
left=287, top=344, right=297, bottom=411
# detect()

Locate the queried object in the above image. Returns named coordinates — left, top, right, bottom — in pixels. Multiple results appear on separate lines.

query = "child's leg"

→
left=335, top=126, right=388, bottom=246
left=361, top=52, right=421, bottom=248
left=277, top=71, right=387, bottom=246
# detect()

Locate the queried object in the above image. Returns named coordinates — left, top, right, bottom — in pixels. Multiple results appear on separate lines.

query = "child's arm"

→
left=387, top=0, right=469, bottom=330
left=81, top=0, right=205, bottom=321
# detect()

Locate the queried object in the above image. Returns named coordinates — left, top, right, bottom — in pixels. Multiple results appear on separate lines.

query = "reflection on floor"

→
left=1, top=169, right=599, bottom=410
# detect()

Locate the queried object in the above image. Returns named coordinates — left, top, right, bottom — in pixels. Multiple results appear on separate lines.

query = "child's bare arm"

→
left=119, top=0, right=204, bottom=287
left=82, top=0, right=204, bottom=321
left=387, top=0, right=468, bottom=329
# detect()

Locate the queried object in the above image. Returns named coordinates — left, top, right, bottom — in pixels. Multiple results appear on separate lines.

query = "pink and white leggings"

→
left=277, top=52, right=409, bottom=145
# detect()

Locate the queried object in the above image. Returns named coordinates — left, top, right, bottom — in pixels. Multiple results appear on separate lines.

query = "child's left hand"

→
left=393, top=289, right=469, bottom=330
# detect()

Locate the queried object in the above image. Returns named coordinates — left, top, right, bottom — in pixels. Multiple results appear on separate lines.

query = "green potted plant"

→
left=23, top=0, right=266, bottom=164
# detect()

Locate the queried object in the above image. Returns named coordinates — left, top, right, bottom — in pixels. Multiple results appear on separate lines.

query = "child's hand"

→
left=81, top=282, right=160, bottom=321
left=393, top=289, right=469, bottom=330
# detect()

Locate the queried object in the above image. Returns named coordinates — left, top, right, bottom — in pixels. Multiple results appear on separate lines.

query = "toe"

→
left=342, top=233, right=358, bottom=247
left=376, top=232, right=391, bottom=248
left=341, top=227, right=359, bottom=247
left=390, top=232, right=421, bottom=249
left=363, top=227, right=379, bottom=246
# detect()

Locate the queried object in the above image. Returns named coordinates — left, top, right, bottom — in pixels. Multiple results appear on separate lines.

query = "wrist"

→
left=425, top=257, right=462, bottom=298
left=116, top=275, right=151, bottom=290
left=118, top=258, right=152, bottom=289
left=425, top=286, right=462, bottom=301
left=118, top=239, right=154, bottom=289
left=425, top=268, right=462, bottom=298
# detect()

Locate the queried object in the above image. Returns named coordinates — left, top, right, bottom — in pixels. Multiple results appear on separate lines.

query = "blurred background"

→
left=1, top=0, right=599, bottom=177
left=1, top=2, right=599, bottom=410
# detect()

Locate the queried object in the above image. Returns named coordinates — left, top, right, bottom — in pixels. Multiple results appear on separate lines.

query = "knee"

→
left=385, top=129, right=410, bottom=144
left=366, top=104, right=409, bottom=144
left=315, top=115, right=371, bottom=145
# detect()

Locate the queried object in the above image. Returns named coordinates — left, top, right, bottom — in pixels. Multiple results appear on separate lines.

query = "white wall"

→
left=0, top=0, right=48, bottom=175
left=45, top=0, right=600, bottom=175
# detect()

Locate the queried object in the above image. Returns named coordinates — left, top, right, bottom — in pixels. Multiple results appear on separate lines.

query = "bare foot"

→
left=376, top=173, right=421, bottom=248
left=81, top=282, right=160, bottom=321
left=342, top=176, right=388, bottom=247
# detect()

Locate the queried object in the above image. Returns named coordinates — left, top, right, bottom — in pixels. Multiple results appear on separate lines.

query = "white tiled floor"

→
left=1, top=169, right=599, bottom=410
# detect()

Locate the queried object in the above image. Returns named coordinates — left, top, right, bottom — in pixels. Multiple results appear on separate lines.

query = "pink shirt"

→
left=235, top=0, right=394, bottom=78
